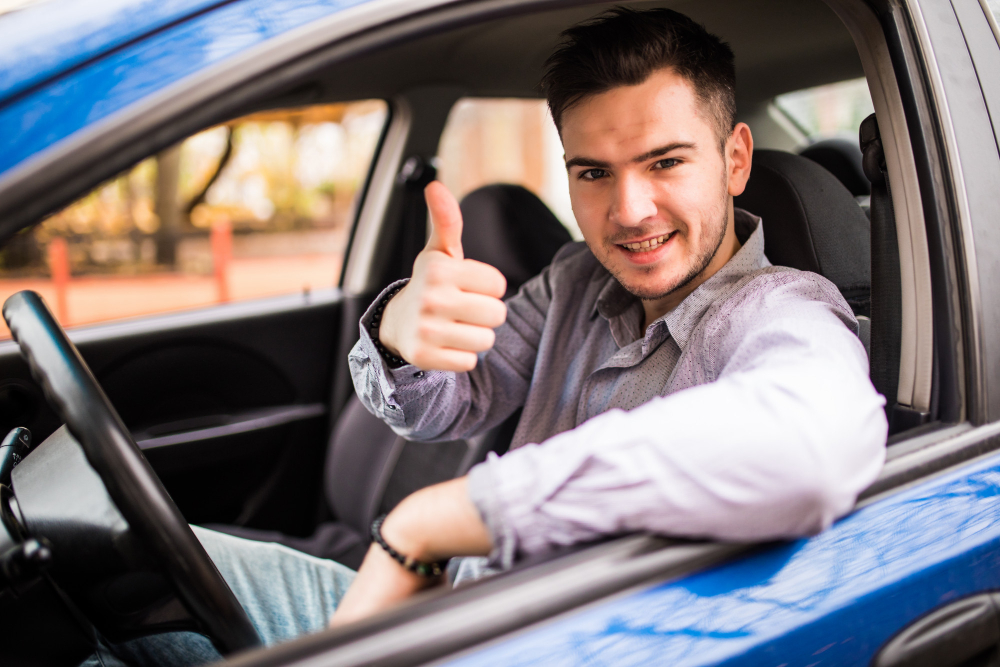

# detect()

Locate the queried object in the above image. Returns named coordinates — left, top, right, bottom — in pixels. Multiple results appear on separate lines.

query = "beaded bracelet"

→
left=369, top=285, right=407, bottom=369
left=370, top=514, right=448, bottom=577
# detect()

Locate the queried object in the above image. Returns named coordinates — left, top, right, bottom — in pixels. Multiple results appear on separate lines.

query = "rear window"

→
left=774, top=77, right=874, bottom=143
left=437, top=98, right=581, bottom=240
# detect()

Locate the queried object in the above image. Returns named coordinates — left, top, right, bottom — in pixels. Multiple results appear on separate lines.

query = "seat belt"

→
left=395, top=155, right=438, bottom=276
left=860, top=114, right=903, bottom=425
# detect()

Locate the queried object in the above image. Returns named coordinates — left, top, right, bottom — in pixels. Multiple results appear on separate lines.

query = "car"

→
left=2, top=0, right=1000, bottom=664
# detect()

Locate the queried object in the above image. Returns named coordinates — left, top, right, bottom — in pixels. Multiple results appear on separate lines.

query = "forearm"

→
left=330, top=477, right=489, bottom=627
left=382, top=477, right=492, bottom=561
left=469, top=346, right=887, bottom=564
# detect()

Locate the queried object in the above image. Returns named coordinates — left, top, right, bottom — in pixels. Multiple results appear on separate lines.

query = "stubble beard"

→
left=603, top=190, right=731, bottom=302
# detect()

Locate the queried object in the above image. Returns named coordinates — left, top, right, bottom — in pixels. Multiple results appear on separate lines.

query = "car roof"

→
left=0, top=0, right=375, bottom=180
left=0, top=0, right=227, bottom=104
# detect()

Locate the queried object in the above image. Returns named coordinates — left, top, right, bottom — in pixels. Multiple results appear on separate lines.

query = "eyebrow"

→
left=564, top=142, right=697, bottom=170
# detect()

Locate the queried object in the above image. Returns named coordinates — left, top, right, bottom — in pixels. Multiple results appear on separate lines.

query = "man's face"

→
left=561, top=68, right=748, bottom=302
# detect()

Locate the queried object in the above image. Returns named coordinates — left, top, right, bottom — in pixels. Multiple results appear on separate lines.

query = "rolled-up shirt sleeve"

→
left=467, top=283, right=887, bottom=568
left=349, top=267, right=554, bottom=441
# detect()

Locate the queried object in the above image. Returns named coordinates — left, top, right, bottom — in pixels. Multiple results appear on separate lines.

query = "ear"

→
left=726, top=123, right=753, bottom=197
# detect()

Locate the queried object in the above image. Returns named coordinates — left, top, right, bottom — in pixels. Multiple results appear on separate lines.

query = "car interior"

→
left=0, top=0, right=959, bottom=664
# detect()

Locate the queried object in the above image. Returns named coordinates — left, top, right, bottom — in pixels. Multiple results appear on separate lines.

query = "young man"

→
left=334, top=6, right=885, bottom=622
left=90, top=7, right=886, bottom=665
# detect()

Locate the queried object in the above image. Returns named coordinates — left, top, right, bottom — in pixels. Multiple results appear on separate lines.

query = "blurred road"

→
left=0, top=253, right=341, bottom=338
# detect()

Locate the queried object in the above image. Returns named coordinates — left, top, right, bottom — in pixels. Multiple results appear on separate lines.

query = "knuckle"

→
left=425, top=260, right=453, bottom=285
left=419, top=293, right=442, bottom=315
left=416, top=320, right=437, bottom=341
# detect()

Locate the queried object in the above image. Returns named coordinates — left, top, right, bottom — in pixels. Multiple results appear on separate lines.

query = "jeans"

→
left=83, top=526, right=356, bottom=667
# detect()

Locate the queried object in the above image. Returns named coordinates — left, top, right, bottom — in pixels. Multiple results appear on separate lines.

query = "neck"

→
left=641, top=210, right=742, bottom=330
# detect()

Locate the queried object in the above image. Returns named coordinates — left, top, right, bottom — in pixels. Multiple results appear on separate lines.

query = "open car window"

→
left=437, top=97, right=581, bottom=240
left=0, top=100, right=387, bottom=337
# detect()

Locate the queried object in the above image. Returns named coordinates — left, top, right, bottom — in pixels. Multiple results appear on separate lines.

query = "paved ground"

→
left=0, top=253, right=342, bottom=338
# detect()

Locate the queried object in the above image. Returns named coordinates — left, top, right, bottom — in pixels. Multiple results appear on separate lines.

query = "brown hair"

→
left=542, top=7, right=737, bottom=149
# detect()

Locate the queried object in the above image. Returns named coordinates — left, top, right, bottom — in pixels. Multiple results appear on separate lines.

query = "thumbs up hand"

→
left=377, top=182, right=508, bottom=372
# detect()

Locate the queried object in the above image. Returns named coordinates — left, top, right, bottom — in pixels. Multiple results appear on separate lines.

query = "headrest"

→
left=460, top=184, right=573, bottom=298
left=799, top=138, right=870, bottom=197
left=734, top=149, right=870, bottom=315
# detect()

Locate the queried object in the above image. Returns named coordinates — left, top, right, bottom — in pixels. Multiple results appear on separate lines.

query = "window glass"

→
left=437, top=98, right=581, bottom=239
left=0, top=100, right=387, bottom=337
left=773, top=77, right=874, bottom=142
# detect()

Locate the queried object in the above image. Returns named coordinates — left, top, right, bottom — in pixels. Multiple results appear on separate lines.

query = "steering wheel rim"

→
left=3, top=290, right=261, bottom=654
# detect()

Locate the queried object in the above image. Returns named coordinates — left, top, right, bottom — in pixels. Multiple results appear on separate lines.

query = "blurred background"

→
left=0, top=77, right=872, bottom=337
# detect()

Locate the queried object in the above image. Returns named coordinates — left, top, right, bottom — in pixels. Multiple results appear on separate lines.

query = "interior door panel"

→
left=0, top=290, right=343, bottom=537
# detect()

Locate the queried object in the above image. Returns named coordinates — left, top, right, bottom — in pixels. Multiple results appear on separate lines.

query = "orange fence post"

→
left=211, top=218, right=232, bottom=303
left=47, top=237, right=70, bottom=323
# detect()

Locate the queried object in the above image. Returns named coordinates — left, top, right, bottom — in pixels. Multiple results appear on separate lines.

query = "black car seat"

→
left=799, top=138, right=871, bottom=198
left=210, top=184, right=572, bottom=568
left=734, top=149, right=872, bottom=353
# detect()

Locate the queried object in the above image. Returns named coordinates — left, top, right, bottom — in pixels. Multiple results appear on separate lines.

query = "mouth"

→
left=617, top=231, right=676, bottom=253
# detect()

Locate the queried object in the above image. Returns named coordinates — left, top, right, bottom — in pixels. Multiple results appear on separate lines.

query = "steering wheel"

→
left=3, top=290, right=261, bottom=654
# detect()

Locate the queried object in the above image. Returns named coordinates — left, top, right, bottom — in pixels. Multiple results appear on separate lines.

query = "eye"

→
left=578, top=168, right=609, bottom=181
left=653, top=158, right=680, bottom=170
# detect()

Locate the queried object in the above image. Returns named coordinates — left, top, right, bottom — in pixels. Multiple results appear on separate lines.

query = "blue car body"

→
left=0, top=0, right=372, bottom=178
left=3, top=0, right=1000, bottom=665
left=444, top=443, right=1000, bottom=666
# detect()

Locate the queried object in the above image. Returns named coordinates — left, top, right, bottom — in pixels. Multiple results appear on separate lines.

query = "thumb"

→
left=425, top=181, right=464, bottom=259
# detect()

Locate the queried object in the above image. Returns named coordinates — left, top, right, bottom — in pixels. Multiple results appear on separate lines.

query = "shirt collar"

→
left=594, top=209, right=770, bottom=349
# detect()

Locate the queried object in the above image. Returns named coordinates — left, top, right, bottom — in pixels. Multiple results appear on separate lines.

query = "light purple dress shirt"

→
left=349, top=211, right=888, bottom=568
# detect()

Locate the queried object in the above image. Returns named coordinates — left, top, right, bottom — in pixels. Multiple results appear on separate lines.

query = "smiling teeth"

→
left=622, top=234, right=669, bottom=252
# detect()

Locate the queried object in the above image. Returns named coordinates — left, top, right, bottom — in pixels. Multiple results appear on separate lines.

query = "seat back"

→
left=324, top=185, right=572, bottom=536
left=799, top=138, right=870, bottom=198
left=460, top=184, right=574, bottom=298
left=734, top=149, right=871, bottom=319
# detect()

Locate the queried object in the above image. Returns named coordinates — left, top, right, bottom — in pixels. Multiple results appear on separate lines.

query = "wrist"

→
left=378, top=288, right=405, bottom=357
left=379, top=478, right=492, bottom=564
left=369, top=285, right=406, bottom=366
left=381, top=495, right=434, bottom=561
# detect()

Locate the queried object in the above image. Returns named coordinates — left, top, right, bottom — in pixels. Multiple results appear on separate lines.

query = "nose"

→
left=609, top=173, right=658, bottom=228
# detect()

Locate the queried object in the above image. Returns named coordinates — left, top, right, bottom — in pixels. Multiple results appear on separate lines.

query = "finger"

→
left=410, top=346, right=479, bottom=372
left=425, top=181, right=464, bottom=260
left=452, top=259, right=507, bottom=298
left=426, top=292, right=507, bottom=328
left=419, top=320, right=497, bottom=353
